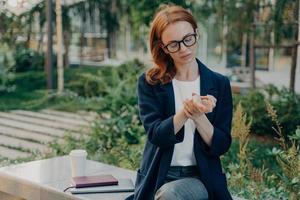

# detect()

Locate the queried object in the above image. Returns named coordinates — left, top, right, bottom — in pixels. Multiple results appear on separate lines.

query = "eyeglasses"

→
left=162, top=33, right=198, bottom=53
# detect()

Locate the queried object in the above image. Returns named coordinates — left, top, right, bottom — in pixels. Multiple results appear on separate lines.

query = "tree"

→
left=274, top=0, right=299, bottom=92
left=56, top=0, right=64, bottom=93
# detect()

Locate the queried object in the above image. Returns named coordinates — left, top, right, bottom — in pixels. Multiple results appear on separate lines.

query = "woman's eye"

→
left=184, top=36, right=193, bottom=42
left=168, top=42, right=178, bottom=48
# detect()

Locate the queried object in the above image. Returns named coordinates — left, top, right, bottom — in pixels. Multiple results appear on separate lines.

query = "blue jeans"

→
left=154, top=166, right=208, bottom=200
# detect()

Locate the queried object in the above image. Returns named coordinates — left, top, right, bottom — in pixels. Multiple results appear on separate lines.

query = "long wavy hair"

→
left=146, top=4, right=198, bottom=85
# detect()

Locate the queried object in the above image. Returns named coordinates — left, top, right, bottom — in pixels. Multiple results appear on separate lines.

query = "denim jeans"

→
left=154, top=166, right=208, bottom=200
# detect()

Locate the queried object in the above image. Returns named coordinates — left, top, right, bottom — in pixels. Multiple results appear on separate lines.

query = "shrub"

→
left=13, top=71, right=47, bottom=91
left=233, top=84, right=300, bottom=137
left=223, top=102, right=299, bottom=199
left=13, top=46, right=44, bottom=72
left=0, top=45, right=15, bottom=93
left=0, top=65, right=15, bottom=93
left=265, top=102, right=300, bottom=199
left=66, top=59, right=144, bottom=98
left=49, top=60, right=146, bottom=170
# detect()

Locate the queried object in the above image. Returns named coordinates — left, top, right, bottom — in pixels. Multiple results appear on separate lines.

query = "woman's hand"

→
left=182, top=94, right=217, bottom=121
left=199, top=94, right=217, bottom=113
left=183, top=98, right=205, bottom=120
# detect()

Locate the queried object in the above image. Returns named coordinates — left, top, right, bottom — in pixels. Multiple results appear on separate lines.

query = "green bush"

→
left=222, top=103, right=299, bottom=199
left=0, top=66, right=15, bottom=94
left=233, top=85, right=300, bottom=137
left=49, top=60, right=146, bottom=169
left=0, top=45, right=15, bottom=94
left=13, top=47, right=44, bottom=72
left=66, top=59, right=144, bottom=98
left=13, top=71, right=47, bottom=91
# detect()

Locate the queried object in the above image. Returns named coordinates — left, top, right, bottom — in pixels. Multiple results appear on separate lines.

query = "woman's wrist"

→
left=176, top=109, right=188, bottom=122
left=193, top=113, right=205, bottom=125
left=173, top=109, right=189, bottom=134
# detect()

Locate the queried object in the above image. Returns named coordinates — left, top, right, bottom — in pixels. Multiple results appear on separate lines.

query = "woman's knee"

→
left=155, top=181, right=179, bottom=200
left=154, top=178, right=208, bottom=200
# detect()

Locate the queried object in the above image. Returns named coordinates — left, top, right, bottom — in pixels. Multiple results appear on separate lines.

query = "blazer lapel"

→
left=197, top=59, right=217, bottom=122
left=157, top=81, right=175, bottom=118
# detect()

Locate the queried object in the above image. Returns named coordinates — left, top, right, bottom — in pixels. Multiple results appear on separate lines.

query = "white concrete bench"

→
left=0, top=156, right=245, bottom=200
left=0, top=156, right=135, bottom=200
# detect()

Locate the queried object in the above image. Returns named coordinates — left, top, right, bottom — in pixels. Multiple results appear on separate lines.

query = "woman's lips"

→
left=180, top=53, right=191, bottom=59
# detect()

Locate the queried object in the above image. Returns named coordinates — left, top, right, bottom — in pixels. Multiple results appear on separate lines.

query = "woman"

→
left=127, top=4, right=233, bottom=200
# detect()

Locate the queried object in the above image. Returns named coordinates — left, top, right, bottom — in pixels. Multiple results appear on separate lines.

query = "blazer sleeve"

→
left=202, top=76, right=233, bottom=157
left=137, top=74, right=184, bottom=148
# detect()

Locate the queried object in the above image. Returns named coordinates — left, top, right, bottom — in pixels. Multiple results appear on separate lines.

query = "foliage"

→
left=0, top=11, right=22, bottom=47
left=274, top=0, right=298, bottom=44
left=265, top=102, right=300, bottom=199
left=231, top=103, right=252, bottom=175
left=233, top=84, right=300, bottom=137
left=0, top=66, right=15, bottom=94
left=49, top=60, right=146, bottom=170
left=222, top=102, right=300, bottom=199
left=13, top=46, right=45, bottom=72
left=66, top=59, right=144, bottom=99
left=0, top=59, right=299, bottom=198
left=0, top=44, right=16, bottom=94
left=13, top=71, right=47, bottom=91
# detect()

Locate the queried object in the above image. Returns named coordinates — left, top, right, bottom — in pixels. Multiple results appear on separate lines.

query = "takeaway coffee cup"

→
left=69, top=149, right=87, bottom=177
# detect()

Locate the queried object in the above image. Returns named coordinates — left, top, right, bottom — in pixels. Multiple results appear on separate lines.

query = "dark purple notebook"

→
left=72, top=175, right=118, bottom=188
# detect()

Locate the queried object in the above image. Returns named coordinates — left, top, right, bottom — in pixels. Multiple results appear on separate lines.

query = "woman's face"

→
left=161, top=21, right=197, bottom=66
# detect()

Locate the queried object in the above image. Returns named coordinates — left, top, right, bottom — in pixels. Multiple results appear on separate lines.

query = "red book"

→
left=72, top=175, right=118, bottom=188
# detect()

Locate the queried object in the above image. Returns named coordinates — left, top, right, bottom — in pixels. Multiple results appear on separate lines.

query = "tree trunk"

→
left=268, top=31, right=275, bottom=71
left=26, top=16, right=33, bottom=48
left=79, top=25, right=84, bottom=66
left=291, top=46, right=297, bottom=92
left=63, top=31, right=71, bottom=68
left=241, top=33, right=247, bottom=67
left=38, top=29, right=44, bottom=52
left=290, top=0, right=299, bottom=93
left=56, top=0, right=64, bottom=93
left=45, top=0, right=53, bottom=90
left=250, top=24, right=256, bottom=88
left=106, top=0, right=117, bottom=59
left=293, top=0, right=300, bottom=92
left=221, top=16, right=228, bottom=67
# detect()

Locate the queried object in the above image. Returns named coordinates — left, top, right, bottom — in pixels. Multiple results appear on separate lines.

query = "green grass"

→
left=0, top=89, right=46, bottom=111
left=0, top=67, right=102, bottom=111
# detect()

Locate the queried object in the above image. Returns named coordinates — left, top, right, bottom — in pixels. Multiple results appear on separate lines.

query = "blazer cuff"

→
left=150, top=116, right=184, bottom=148
left=201, top=127, right=231, bottom=157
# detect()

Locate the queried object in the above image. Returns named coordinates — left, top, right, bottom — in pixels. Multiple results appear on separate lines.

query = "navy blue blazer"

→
left=127, top=59, right=233, bottom=200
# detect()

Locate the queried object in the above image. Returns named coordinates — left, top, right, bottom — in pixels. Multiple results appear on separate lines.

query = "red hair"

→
left=146, top=4, right=198, bottom=85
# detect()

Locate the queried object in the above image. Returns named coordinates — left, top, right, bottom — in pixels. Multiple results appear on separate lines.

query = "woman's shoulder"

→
left=138, top=72, right=155, bottom=90
left=197, top=59, right=229, bottom=83
left=138, top=73, right=148, bottom=86
left=138, top=73, right=146, bottom=81
left=138, top=72, right=161, bottom=88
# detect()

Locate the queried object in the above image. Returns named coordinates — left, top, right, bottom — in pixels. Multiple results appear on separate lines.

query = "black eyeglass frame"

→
left=161, top=33, right=198, bottom=53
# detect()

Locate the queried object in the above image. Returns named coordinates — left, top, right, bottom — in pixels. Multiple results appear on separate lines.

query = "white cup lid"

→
left=69, top=149, right=87, bottom=156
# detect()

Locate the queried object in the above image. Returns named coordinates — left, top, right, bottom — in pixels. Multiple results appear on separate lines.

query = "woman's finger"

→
left=183, top=101, right=193, bottom=114
left=183, top=107, right=192, bottom=118
left=185, top=99, right=196, bottom=112
left=207, top=95, right=217, bottom=104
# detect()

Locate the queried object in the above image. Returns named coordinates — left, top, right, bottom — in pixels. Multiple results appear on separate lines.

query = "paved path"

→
left=210, top=66, right=300, bottom=94
left=0, top=109, right=97, bottom=160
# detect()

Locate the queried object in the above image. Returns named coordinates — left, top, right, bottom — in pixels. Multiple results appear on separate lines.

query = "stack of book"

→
left=70, top=174, right=134, bottom=194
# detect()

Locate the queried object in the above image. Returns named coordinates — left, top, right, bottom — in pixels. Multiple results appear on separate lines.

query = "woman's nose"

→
left=179, top=42, right=188, bottom=52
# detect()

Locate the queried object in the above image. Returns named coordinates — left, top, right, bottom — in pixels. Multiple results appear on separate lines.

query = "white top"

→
left=171, top=76, right=200, bottom=166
